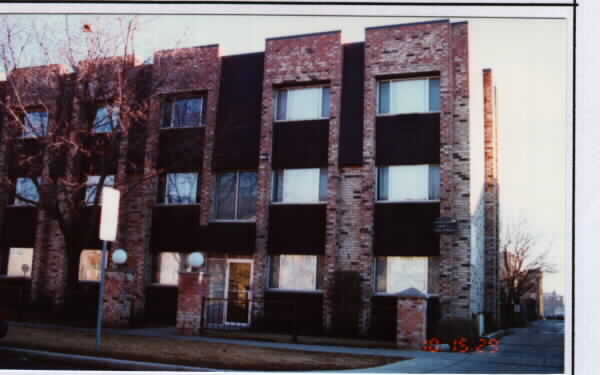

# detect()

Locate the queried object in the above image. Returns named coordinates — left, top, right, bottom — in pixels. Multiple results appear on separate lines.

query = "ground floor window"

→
left=155, top=252, right=185, bottom=285
left=4, top=248, right=33, bottom=277
left=375, top=256, right=428, bottom=294
left=268, top=255, right=324, bottom=290
left=79, top=249, right=102, bottom=281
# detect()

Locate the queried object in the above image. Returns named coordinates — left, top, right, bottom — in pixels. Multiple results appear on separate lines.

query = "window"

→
left=20, top=111, right=48, bottom=138
left=85, top=175, right=115, bottom=205
left=13, top=177, right=40, bottom=206
left=93, top=105, right=120, bottom=133
left=161, top=96, right=205, bottom=128
left=161, top=173, right=199, bottom=205
left=213, top=171, right=257, bottom=220
left=377, top=77, right=440, bottom=115
left=155, top=252, right=184, bottom=285
left=377, top=165, right=440, bottom=201
left=375, top=256, right=428, bottom=294
left=79, top=249, right=102, bottom=281
left=274, top=86, right=330, bottom=121
left=5, top=248, right=33, bottom=277
left=272, top=168, right=327, bottom=203
left=268, top=255, right=323, bottom=290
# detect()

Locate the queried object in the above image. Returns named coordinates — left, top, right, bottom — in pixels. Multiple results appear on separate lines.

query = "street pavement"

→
left=354, top=319, right=565, bottom=373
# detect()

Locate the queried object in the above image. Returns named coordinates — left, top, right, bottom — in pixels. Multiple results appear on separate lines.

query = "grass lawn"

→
left=0, top=325, right=407, bottom=371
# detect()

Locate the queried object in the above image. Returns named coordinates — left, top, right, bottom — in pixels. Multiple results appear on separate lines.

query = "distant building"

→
left=544, top=291, right=564, bottom=317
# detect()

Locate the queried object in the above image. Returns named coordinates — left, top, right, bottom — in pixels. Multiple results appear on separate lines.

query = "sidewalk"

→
left=3, top=320, right=564, bottom=373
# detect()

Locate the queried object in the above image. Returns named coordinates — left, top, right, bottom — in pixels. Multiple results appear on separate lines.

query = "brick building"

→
left=0, top=20, right=500, bottom=341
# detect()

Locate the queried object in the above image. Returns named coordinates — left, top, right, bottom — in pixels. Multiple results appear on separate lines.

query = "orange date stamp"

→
left=422, top=337, right=500, bottom=352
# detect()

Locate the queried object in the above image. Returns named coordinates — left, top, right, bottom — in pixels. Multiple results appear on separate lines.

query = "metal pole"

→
left=96, top=240, right=109, bottom=351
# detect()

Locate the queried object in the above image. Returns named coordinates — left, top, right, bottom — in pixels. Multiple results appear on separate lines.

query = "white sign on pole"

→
left=99, top=187, right=120, bottom=241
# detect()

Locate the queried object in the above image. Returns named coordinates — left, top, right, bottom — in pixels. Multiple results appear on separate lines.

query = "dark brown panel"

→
left=77, top=206, right=102, bottom=249
left=339, top=42, right=364, bottom=166
left=204, top=222, right=255, bottom=254
left=7, top=139, right=44, bottom=177
left=373, top=202, right=440, bottom=256
left=81, top=134, right=119, bottom=175
left=268, top=204, right=326, bottom=254
left=145, top=285, right=178, bottom=325
left=213, top=53, right=263, bottom=170
left=375, top=113, right=440, bottom=166
left=151, top=205, right=204, bottom=252
left=272, top=120, right=329, bottom=169
left=263, top=291, right=323, bottom=335
left=1, top=207, right=37, bottom=247
left=157, top=127, right=205, bottom=172
left=370, top=295, right=397, bottom=340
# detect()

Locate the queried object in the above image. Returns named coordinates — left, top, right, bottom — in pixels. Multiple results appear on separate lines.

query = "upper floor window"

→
left=159, top=172, right=200, bottom=205
left=85, top=175, right=115, bottom=205
left=272, top=168, right=327, bottom=203
left=161, top=96, right=205, bottom=128
left=93, top=105, right=120, bottom=133
left=213, top=171, right=257, bottom=221
left=268, top=255, right=323, bottom=291
left=20, top=111, right=48, bottom=138
left=377, top=77, right=440, bottom=115
left=375, top=256, right=428, bottom=294
left=13, top=177, right=40, bottom=206
left=274, top=86, right=330, bottom=121
left=377, top=165, right=440, bottom=202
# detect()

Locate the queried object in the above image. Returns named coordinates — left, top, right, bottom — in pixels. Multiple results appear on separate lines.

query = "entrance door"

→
left=225, top=260, right=252, bottom=325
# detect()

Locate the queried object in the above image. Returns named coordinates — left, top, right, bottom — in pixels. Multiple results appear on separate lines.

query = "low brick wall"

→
left=176, top=272, right=208, bottom=335
left=396, top=289, right=428, bottom=350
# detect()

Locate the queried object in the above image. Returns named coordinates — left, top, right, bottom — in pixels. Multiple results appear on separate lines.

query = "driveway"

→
left=359, top=320, right=565, bottom=374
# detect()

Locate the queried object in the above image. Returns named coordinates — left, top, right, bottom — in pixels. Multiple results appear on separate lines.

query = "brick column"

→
left=176, top=272, right=209, bottom=336
left=102, top=267, right=136, bottom=328
left=396, top=288, right=428, bottom=350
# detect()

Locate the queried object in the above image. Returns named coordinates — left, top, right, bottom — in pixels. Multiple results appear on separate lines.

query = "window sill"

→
left=375, top=200, right=440, bottom=204
left=273, top=118, right=329, bottom=123
left=376, top=111, right=441, bottom=117
left=0, top=275, right=31, bottom=279
left=271, top=202, right=327, bottom=205
left=154, top=203, right=202, bottom=207
left=160, top=124, right=206, bottom=130
left=266, top=288, right=323, bottom=294
left=78, top=280, right=100, bottom=284
left=374, top=291, right=431, bottom=297
left=149, top=283, right=178, bottom=288
left=209, top=219, right=256, bottom=223
left=6, top=204, right=38, bottom=208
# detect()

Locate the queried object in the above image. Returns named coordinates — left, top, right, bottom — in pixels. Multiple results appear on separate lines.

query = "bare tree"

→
left=0, top=15, right=185, bottom=303
left=499, top=220, right=556, bottom=309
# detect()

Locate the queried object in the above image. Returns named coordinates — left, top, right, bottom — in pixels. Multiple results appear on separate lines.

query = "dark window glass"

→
left=93, top=106, right=119, bottom=133
left=160, top=99, right=172, bottom=128
left=173, top=97, right=203, bottom=127
left=429, top=78, right=441, bottom=112
left=269, top=255, right=280, bottom=289
left=378, top=81, right=390, bottom=114
left=321, top=87, right=330, bottom=118
left=375, top=257, right=387, bottom=293
left=214, top=172, right=236, bottom=219
left=276, top=90, right=287, bottom=121
left=165, top=173, right=199, bottom=204
left=377, top=167, right=389, bottom=201
left=319, top=168, right=328, bottom=202
left=272, top=170, right=284, bottom=202
left=22, top=111, right=48, bottom=138
left=237, top=172, right=257, bottom=220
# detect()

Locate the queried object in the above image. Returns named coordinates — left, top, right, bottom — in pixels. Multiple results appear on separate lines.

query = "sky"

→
left=3, top=12, right=568, bottom=295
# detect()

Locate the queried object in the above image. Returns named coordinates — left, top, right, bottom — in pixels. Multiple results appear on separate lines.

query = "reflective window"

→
left=269, top=255, right=323, bottom=290
left=21, top=111, right=48, bottom=138
left=275, top=87, right=330, bottom=121
left=213, top=171, right=257, bottom=220
left=93, top=105, right=120, bottom=133
left=375, top=256, right=428, bottom=294
left=377, top=165, right=440, bottom=201
left=272, top=168, right=327, bottom=203
left=164, top=173, right=199, bottom=205
left=85, top=175, right=115, bottom=205
left=377, top=77, right=440, bottom=115
left=79, top=249, right=102, bottom=281
left=14, top=177, right=40, bottom=206
left=161, top=97, right=204, bottom=128
left=5, top=248, right=33, bottom=277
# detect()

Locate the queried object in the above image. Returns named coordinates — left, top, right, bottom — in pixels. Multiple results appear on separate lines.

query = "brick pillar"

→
left=176, top=272, right=209, bottom=336
left=102, top=267, right=136, bottom=328
left=396, top=288, right=428, bottom=350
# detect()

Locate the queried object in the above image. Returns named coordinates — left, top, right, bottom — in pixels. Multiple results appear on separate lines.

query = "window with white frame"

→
left=161, top=96, right=205, bottom=128
left=268, top=255, right=323, bottom=290
left=213, top=171, right=257, bottom=220
left=79, top=249, right=102, bottom=281
left=85, top=175, right=115, bottom=205
left=375, top=256, right=428, bottom=294
left=377, top=165, right=440, bottom=201
left=274, top=86, right=330, bottom=121
left=377, top=77, right=440, bottom=115
left=155, top=252, right=184, bottom=285
left=93, top=105, right=120, bottom=133
left=162, top=172, right=199, bottom=205
left=5, top=248, right=33, bottom=277
left=13, top=177, right=40, bottom=206
left=20, top=111, right=48, bottom=138
left=272, top=168, right=327, bottom=203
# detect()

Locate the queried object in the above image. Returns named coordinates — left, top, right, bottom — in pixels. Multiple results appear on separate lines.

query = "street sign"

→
left=99, top=187, right=120, bottom=241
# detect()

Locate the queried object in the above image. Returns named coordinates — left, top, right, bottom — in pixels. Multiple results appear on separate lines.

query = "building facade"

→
left=0, top=20, right=499, bottom=338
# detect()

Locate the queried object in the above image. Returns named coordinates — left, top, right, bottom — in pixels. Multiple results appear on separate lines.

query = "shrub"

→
left=434, top=318, right=479, bottom=351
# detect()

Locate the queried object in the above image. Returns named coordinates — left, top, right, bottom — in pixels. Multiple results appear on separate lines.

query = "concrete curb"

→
left=482, top=329, right=506, bottom=340
left=0, top=346, right=221, bottom=372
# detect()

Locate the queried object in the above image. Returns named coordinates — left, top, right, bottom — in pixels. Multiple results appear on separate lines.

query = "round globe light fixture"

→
left=112, top=248, right=128, bottom=265
left=187, top=252, right=205, bottom=268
